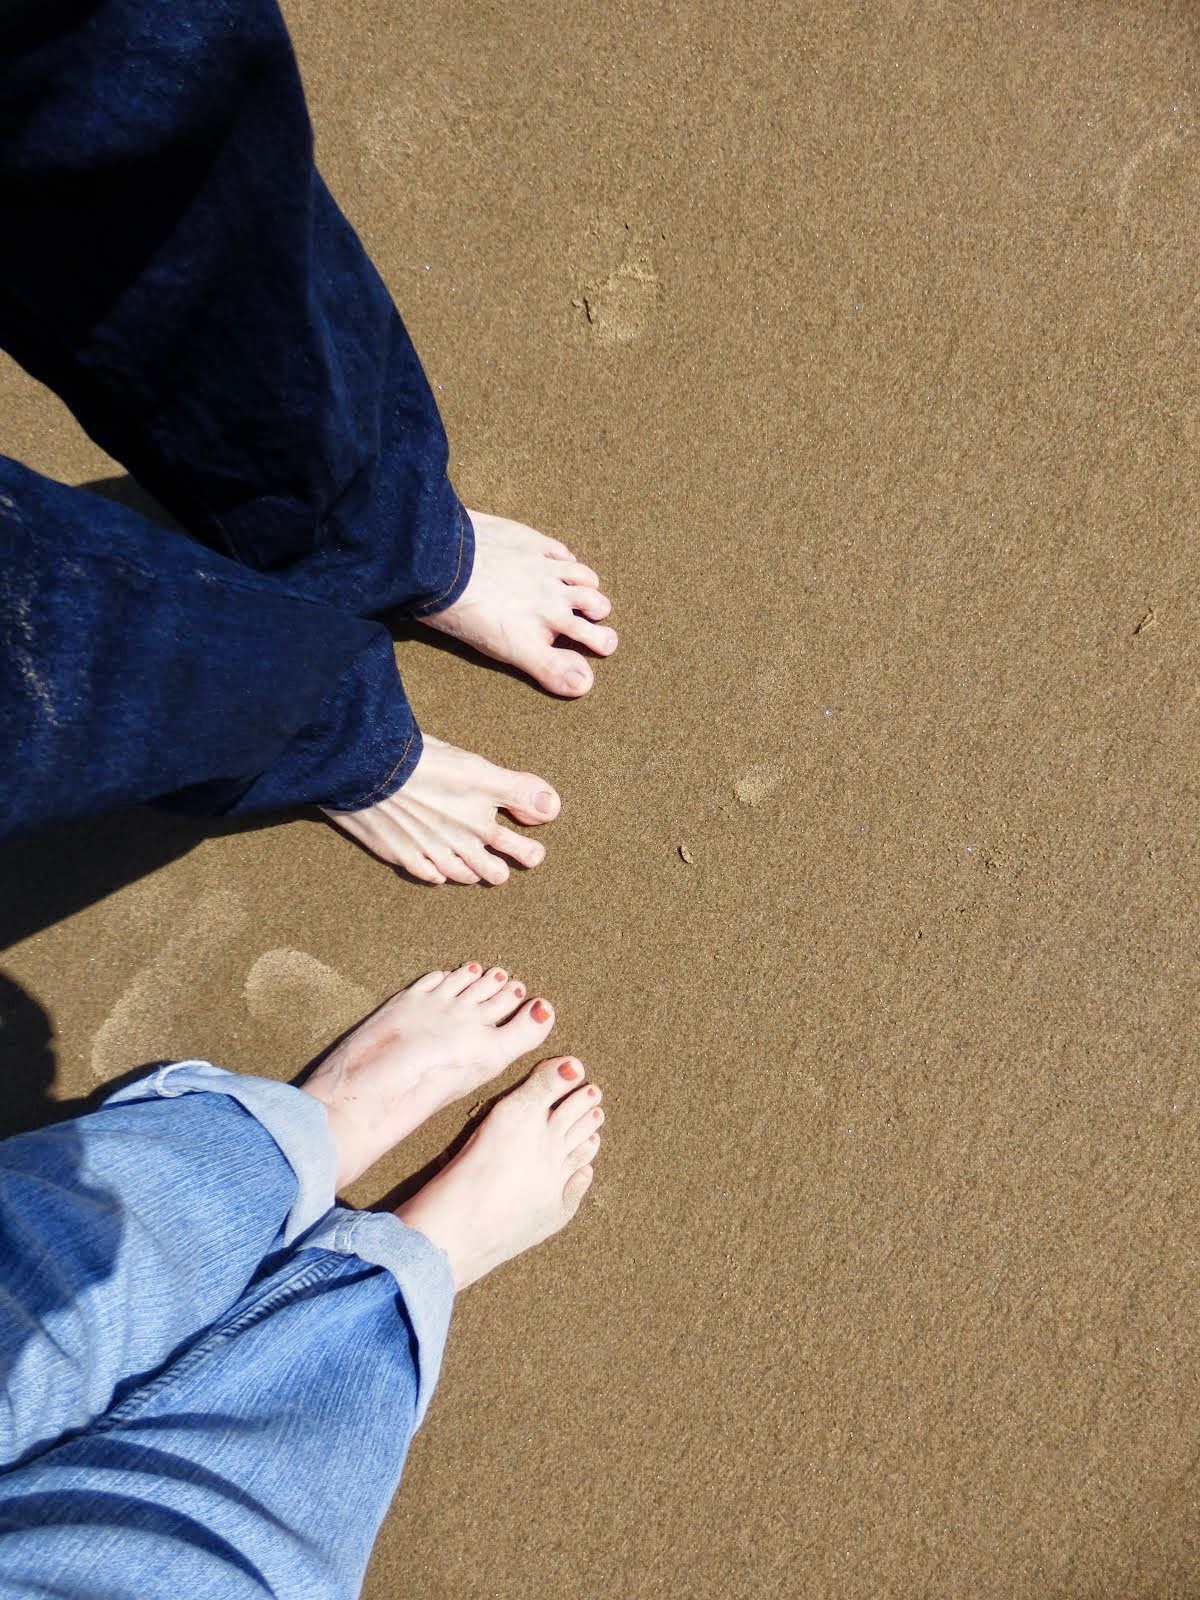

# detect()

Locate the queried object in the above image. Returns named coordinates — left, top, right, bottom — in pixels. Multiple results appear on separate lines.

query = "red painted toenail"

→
left=494, top=970, right=507, bottom=982
left=558, top=1060, right=579, bottom=1080
left=587, top=1086, right=598, bottom=1098
left=531, top=999, right=551, bottom=1023
left=512, top=985, right=524, bottom=1000
left=468, top=964, right=480, bottom=974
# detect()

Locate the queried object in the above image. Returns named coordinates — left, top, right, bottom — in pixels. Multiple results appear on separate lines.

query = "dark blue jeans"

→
left=0, top=0, right=475, bottom=833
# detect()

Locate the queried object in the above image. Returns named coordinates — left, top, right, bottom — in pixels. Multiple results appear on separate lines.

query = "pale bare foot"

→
left=320, top=734, right=559, bottom=885
left=300, top=964, right=556, bottom=1188
left=422, top=510, right=617, bottom=698
left=398, top=1056, right=602, bottom=1288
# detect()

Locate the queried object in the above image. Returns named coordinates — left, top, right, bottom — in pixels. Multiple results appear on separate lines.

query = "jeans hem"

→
left=300, top=1208, right=454, bottom=1427
left=104, top=1063, right=338, bottom=1246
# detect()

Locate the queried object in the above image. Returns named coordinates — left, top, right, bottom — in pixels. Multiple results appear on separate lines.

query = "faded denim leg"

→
left=0, top=1068, right=453, bottom=1599
left=0, top=456, right=423, bottom=835
left=0, top=0, right=474, bottom=622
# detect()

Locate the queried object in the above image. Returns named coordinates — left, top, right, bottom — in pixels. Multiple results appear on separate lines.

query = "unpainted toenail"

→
left=534, top=789, right=556, bottom=815
left=592, top=1108, right=602, bottom=1120
left=531, top=999, right=551, bottom=1023
left=566, top=671, right=588, bottom=692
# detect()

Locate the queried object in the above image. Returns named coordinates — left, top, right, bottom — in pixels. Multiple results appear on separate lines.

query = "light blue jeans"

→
left=0, top=1063, right=455, bottom=1599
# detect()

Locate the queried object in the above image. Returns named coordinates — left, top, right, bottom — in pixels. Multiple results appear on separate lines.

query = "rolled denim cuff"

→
left=104, top=1062, right=337, bottom=1246
left=226, top=628, right=423, bottom=814
left=300, top=1208, right=455, bottom=1428
left=405, top=491, right=475, bottom=619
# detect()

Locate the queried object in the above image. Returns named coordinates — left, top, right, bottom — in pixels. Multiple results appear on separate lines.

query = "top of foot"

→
left=300, top=963, right=557, bottom=1187
left=397, top=1055, right=603, bottom=1289
left=422, top=510, right=618, bottom=698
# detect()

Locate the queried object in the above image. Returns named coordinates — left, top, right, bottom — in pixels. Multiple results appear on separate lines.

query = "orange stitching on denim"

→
left=343, top=727, right=416, bottom=810
left=411, top=505, right=467, bottom=617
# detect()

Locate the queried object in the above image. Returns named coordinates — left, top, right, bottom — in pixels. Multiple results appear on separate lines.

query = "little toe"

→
left=562, top=1165, right=594, bottom=1207
left=397, top=848, right=446, bottom=886
left=442, top=963, right=484, bottom=997
left=411, top=969, right=448, bottom=993
left=502, top=775, right=562, bottom=827
left=523, top=644, right=595, bottom=699
left=478, top=977, right=528, bottom=1022
left=556, top=560, right=602, bottom=588
left=559, top=615, right=618, bottom=657
left=490, top=826, right=545, bottom=871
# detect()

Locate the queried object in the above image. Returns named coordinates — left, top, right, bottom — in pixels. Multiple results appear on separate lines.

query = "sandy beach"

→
left=2, top=0, right=1198, bottom=1593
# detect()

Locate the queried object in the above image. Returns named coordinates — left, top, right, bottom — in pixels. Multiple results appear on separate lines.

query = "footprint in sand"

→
left=579, top=257, right=660, bottom=345
left=90, top=887, right=248, bottom=1081
left=244, top=949, right=372, bottom=1055
left=734, top=762, right=787, bottom=808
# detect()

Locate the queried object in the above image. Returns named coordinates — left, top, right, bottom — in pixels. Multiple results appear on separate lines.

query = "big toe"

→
left=503, top=775, right=561, bottom=827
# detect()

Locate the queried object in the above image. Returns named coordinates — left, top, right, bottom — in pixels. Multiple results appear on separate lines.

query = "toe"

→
left=558, top=615, right=618, bottom=657
left=564, top=586, right=613, bottom=621
left=501, top=998, right=556, bottom=1056
left=517, top=1044, right=576, bottom=1109
left=556, top=560, right=602, bottom=588
left=459, top=844, right=510, bottom=887
left=562, top=1165, right=594, bottom=1208
left=411, top=969, right=447, bottom=993
left=565, top=1135, right=598, bottom=1173
left=550, top=1078, right=601, bottom=1131
left=540, top=535, right=577, bottom=560
left=489, top=826, right=545, bottom=870
left=524, top=644, right=595, bottom=698
left=564, top=1104, right=605, bottom=1145
left=471, top=966, right=509, bottom=1002
left=442, top=963, right=484, bottom=996
left=396, top=847, right=446, bottom=886
left=478, top=977, right=528, bottom=1022
left=501, top=775, right=562, bottom=827
left=431, top=849, right=481, bottom=887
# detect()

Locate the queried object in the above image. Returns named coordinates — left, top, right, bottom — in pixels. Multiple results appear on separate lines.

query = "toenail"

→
left=468, top=964, right=480, bottom=974
left=558, top=1060, right=580, bottom=1080
left=513, top=985, right=525, bottom=999
left=587, top=1086, right=598, bottom=1099
left=531, top=999, right=551, bottom=1023
left=592, top=1108, right=602, bottom=1120
left=494, top=969, right=507, bottom=982
left=565, top=671, right=588, bottom=692
left=534, top=789, right=556, bottom=815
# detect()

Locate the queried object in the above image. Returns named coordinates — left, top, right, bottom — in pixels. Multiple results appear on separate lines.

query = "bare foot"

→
left=300, top=965, right=556, bottom=1188
left=398, top=1056, right=602, bottom=1288
left=320, top=734, right=559, bottom=885
left=422, top=510, right=618, bottom=698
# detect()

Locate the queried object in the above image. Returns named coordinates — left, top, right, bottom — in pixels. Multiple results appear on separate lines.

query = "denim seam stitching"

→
left=407, top=504, right=466, bottom=618
left=335, top=726, right=416, bottom=810
left=94, top=1256, right=344, bottom=1431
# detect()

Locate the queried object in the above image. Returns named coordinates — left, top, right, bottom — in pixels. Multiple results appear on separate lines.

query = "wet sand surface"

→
left=2, top=0, right=1198, bottom=1593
